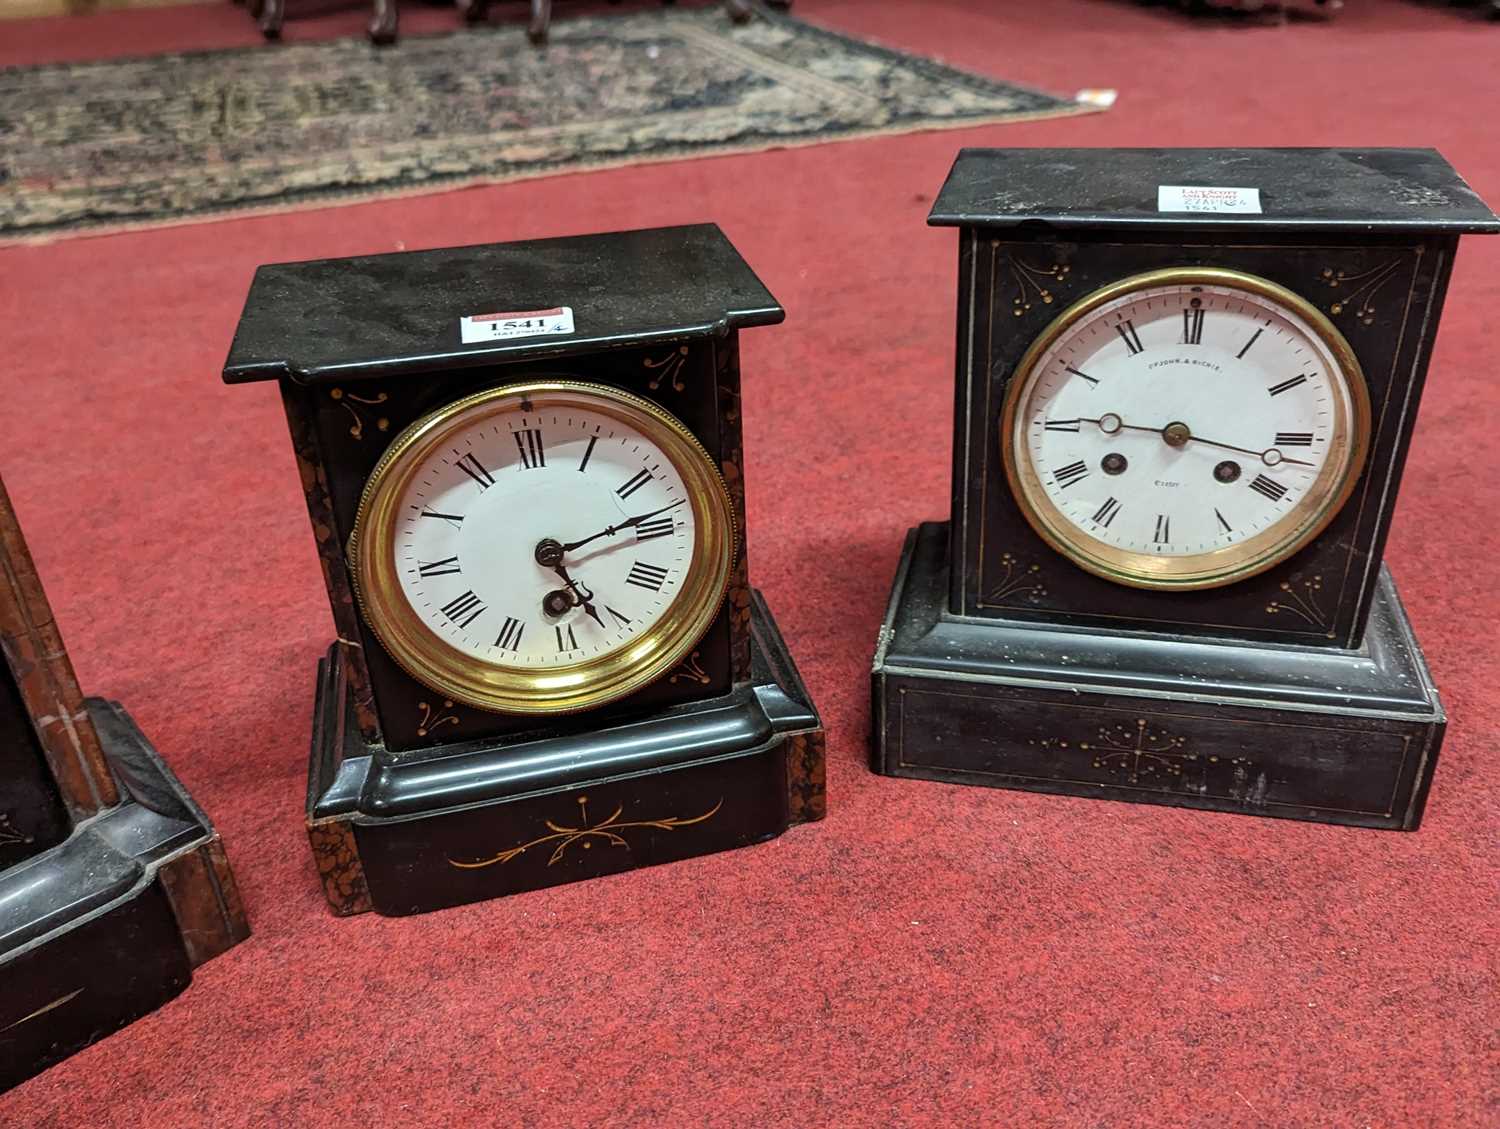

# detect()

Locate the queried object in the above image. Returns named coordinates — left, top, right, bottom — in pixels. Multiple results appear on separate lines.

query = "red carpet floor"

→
left=2, top=1, right=1498, bottom=1125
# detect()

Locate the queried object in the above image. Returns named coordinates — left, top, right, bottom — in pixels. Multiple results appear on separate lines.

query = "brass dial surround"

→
left=349, top=380, right=737, bottom=715
left=1000, top=267, right=1372, bottom=591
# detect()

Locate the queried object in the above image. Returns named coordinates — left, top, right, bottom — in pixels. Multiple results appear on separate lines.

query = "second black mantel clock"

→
left=873, top=148, right=1499, bottom=829
left=224, top=224, right=825, bottom=916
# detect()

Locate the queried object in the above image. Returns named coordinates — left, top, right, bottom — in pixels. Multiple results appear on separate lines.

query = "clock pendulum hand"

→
left=1075, top=414, right=1314, bottom=468
left=559, top=500, right=685, bottom=554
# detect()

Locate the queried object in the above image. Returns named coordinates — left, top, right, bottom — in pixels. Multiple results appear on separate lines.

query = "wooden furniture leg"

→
left=529, top=0, right=552, bottom=43
left=459, top=0, right=489, bottom=25
left=258, top=0, right=285, bottom=39
left=369, top=0, right=398, bottom=43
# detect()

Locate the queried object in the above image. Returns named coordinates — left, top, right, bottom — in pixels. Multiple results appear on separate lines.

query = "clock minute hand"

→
left=1074, top=416, right=1314, bottom=468
left=559, top=500, right=684, bottom=554
left=1184, top=432, right=1315, bottom=468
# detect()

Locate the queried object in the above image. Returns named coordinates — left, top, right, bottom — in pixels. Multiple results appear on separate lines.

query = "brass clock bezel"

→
left=349, top=379, right=737, bottom=716
left=999, top=267, right=1372, bottom=591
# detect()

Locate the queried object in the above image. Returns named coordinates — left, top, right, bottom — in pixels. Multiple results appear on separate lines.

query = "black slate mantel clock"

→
left=224, top=223, right=825, bottom=917
left=0, top=476, right=248, bottom=1093
left=872, top=148, right=1500, bottom=829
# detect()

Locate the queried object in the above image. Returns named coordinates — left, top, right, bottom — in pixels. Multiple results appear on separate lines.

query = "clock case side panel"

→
left=949, top=230, right=1454, bottom=649
left=286, top=337, right=744, bottom=755
left=0, top=478, right=120, bottom=868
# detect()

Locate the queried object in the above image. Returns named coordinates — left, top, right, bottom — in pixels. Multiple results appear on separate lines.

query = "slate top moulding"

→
left=927, top=148, right=1500, bottom=235
left=221, top=224, right=784, bottom=386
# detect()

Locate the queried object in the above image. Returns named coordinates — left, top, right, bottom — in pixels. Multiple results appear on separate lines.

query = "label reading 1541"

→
left=460, top=306, right=575, bottom=344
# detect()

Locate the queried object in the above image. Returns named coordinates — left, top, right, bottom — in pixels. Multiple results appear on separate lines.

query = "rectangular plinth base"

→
left=0, top=702, right=249, bottom=1093
left=307, top=589, right=825, bottom=916
left=871, top=523, right=1445, bottom=829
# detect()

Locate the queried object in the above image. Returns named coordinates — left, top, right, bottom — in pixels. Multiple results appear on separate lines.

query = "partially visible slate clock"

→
left=224, top=224, right=825, bottom=917
left=0, top=477, right=248, bottom=1092
left=872, top=148, right=1499, bottom=828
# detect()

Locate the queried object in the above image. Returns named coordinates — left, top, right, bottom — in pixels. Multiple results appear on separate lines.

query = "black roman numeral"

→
left=1154, top=514, right=1171, bottom=543
left=1115, top=320, right=1144, bottom=355
left=1182, top=307, right=1204, bottom=345
left=494, top=616, right=524, bottom=651
left=1044, top=418, right=1082, bottom=432
left=635, top=517, right=675, bottom=541
left=1236, top=327, right=1264, bottom=359
left=577, top=435, right=598, bottom=473
left=617, top=468, right=654, bottom=499
left=1267, top=374, right=1308, bottom=397
left=555, top=623, right=577, bottom=652
left=605, top=606, right=632, bottom=627
left=514, top=428, right=545, bottom=469
left=455, top=452, right=494, bottom=490
left=1216, top=508, right=1232, bottom=534
left=417, top=556, right=461, bottom=578
left=1052, top=460, right=1090, bottom=490
left=1064, top=365, right=1099, bottom=386
left=1275, top=432, right=1314, bottom=446
left=440, top=590, right=485, bottom=629
left=625, top=562, right=669, bottom=592
left=1249, top=474, right=1289, bottom=502
left=420, top=509, right=464, bottom=529
left=1091, top=497, right=1121, bottom=528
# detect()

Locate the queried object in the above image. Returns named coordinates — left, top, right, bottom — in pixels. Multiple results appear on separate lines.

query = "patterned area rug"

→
left=0, top=8, right=1098, bottom=241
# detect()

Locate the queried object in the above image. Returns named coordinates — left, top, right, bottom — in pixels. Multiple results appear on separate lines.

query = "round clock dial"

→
left=350, top=381, right=735, bottom=714
left=1001, top=267, right=1371, bottom=589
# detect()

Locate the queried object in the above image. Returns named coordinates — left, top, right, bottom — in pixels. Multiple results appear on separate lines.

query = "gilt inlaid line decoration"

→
left=0, top=989, right=84, bottom=1034
left=449, top=794, right=723, bottom=869
left=1034, top=719, right=1248, bottom=785
left=644, top=346, right=691, bottom=393
left=1317, top=260, right=1403, bottom=327
left=668, top=650, right=711, bottom=685
left=0, top=811, right=29, bottom=848
left=985, top=552, right=1048, bottom=605
left=330, top=388, right=390, bottom=440
left=1265, top=573, right=1327, bottom=630
left=416, top=699, right=461, bottom=738
left=0, top=9, right=1099, bottom=241
left=1004, top=250, right=1073, bottom=317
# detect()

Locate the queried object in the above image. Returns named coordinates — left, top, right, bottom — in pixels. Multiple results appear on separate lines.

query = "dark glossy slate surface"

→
left=928, top=148, right=1500, bottom=233
left=222, top=224, right=784, bottom=385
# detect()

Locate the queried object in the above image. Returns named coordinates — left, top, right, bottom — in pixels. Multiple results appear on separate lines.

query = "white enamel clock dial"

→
left=1002, top=268, right=1370, bottom=589
left=351, top=381, right=735, bottom=715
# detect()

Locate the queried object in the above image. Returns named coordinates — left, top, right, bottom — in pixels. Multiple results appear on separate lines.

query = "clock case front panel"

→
left=282, top=338, right=742, bottom=754
left=950, top=231, right=1450, bottom=649
left=223, top=225, right=826, bottom=916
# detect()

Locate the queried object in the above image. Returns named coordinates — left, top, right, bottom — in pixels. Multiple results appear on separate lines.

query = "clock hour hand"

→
left=559, top=500, right=685, bottom=554
left=553, top=563, right=606, bottom=628
left=534, top=540, right=606, bottom=627
left=1075, top=415, right=1314, bottom=468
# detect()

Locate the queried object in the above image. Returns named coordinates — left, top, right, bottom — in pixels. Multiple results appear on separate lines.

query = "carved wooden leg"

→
left=258, top=0, right=285, bottom=39
left=369, top=0, right=398, bottom=44
left=726, top=0, right=753, bottom=23
left=528, top=0, right=551, bottom=44
left=458, top=0, right=489, bottom=25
